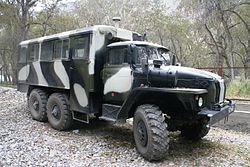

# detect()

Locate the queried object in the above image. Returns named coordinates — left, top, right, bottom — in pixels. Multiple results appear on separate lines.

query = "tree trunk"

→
left=218, top=4, right=235, bottom=79
left=246, top=37, right=250, bottom=79
left=204, top=23, right=224, bottom=75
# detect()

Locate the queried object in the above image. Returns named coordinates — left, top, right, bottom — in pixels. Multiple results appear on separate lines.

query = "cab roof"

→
left=107, top=41, right=169, bottom=51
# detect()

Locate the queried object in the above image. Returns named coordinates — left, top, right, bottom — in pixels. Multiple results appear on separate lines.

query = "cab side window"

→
left=107, top=47, right=128, bottom=65
left=71, top=35, right=89, bottom=59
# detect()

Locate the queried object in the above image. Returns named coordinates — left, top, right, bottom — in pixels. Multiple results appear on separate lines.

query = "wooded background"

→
left=0, top=0, right=249, bottom=84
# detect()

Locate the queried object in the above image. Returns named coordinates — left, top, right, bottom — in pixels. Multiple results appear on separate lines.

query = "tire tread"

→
left=29, top=89, right=48, bottom=122
left=134, top=104, right=169, bottom=161
left=47, top=93, right=73, bottom=130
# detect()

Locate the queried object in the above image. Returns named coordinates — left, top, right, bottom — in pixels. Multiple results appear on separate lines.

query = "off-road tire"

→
left=28, top=89, right=48, bottom=122
left=181, top=121, right=210, bottom=140
left=133, top=104, right=169, bottom=161
left=47, top=93, right=73, bottom=130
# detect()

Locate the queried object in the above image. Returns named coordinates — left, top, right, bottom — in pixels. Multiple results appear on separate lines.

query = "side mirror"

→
left=69, top=48, right=73, bottom=60
left=172, top=55, right=176, bottom=65
left=128, top=44, right=137, bottom=69
left=128, top=44, right=136, bottom=55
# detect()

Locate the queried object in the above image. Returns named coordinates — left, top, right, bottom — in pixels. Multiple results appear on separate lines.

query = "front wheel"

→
left=133, top=104, right=169, bottom=161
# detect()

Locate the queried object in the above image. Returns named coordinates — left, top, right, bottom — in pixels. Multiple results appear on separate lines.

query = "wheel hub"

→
left=52, top=105, right=61, bottom=120
left=32, top=100, right=39, bottom=111
left=137, top=120, right=148, bottom=146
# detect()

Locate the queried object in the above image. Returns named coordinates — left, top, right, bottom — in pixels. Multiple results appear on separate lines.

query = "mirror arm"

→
left=172, top=55, right=176, bottom=65
left=69, top=48, right=73, bottom=60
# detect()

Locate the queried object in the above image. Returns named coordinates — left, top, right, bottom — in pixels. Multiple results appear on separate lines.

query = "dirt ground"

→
left=0, top=87, right=250, bottom=166
left=215, top=103, right=250, bottom=133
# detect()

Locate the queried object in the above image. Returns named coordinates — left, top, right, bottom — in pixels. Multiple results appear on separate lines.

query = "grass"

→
left=226, top=79, right=250, bottom=98
left=0, top=82, right=16, bottom=89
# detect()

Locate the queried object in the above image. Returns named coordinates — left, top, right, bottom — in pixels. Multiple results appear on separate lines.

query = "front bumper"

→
left=198, top=99, right=236, bottom=126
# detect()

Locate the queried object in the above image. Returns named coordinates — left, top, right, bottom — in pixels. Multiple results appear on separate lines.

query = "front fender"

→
left=116, top=87, right=208, bottom=121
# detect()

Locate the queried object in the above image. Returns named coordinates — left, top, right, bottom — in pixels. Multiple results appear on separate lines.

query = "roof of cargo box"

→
left=20, top=25, right=136, bottom=46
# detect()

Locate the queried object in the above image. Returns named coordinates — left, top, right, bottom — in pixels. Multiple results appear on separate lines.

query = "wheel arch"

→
left=117, top=87, right=189, bottom=120
left=27, top=85, right=70, bottom=98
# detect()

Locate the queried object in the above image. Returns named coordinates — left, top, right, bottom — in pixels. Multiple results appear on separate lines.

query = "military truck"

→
left=17, top=25, right=235, bottom=161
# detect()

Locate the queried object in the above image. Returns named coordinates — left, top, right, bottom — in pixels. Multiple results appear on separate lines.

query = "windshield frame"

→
left=133, top=45, right=170, bottom=67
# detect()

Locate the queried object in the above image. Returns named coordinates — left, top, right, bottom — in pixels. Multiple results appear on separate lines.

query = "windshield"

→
left=136, top=46, right=170, bottom=65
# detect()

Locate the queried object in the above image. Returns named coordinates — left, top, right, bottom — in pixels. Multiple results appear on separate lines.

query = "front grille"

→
left=215, top=79, right=225, bottom=104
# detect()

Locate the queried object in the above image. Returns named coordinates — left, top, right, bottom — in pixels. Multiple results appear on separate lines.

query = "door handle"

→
left=106, top=73, right=112, bottom=77
left=102, top=71, right=112, bottom=79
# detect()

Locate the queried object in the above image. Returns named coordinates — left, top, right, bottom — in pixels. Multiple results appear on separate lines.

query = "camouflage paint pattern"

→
left=17, top=25, right=140, bottom=114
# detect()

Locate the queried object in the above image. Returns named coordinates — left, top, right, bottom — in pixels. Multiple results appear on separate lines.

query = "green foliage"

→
left=227, top=79, right=250, bottom=98
left=0, top=0, right=250, bottom=82
left=0, top=82, right=16, bottom=88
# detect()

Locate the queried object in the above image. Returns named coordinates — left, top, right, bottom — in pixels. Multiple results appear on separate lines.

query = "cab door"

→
left=102, top=47, right=133, bottom=105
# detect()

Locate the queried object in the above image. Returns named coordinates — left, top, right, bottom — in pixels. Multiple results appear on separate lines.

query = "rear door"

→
left=69, top=34, right=92, bottom=113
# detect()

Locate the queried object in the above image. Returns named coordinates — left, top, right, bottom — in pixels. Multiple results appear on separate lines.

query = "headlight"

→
left=198, top=97, right=203, bottom=107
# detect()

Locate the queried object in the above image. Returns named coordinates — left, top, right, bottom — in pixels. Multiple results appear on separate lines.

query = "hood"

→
left=161, top=65, right=222, bottom=80
left=148, top=65, right=221, bottom=89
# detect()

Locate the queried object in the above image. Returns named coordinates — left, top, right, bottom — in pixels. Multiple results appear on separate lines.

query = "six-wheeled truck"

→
left=17, top=25, right=235, bottom=161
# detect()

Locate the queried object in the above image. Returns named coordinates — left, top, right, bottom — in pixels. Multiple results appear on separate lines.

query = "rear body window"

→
left=53, top=40, right=62, bottom=60
left=28, top=44, right=39, bottom=61
left=19, top=47, right=27, bottom=63
left=62, top=39, right=69, bottom=59
left=71, top=35, right=89, bottom=59
left=41, top=42, right=53, bottom=61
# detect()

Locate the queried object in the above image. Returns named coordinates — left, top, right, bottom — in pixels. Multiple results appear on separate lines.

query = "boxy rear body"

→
left=18, top=25, right=141, bottom=118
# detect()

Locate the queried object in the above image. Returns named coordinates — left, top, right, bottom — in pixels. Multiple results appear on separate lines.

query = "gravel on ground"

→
left=0, top=86, right=249, bottom=167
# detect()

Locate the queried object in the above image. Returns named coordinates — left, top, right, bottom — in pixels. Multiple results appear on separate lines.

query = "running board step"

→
left=72, top=111, right=89, bottom=124
left=99, top=116, right=116, bottom=122
left=100, top=104, right=121, bottom=122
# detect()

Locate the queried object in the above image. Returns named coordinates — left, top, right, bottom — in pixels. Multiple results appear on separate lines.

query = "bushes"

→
left=227, top=79, right=250, bottom=98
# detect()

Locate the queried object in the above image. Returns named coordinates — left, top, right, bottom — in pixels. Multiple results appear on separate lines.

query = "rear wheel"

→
left=28, top=89, right=48, bottom=122
left=47, top=93, right=73, bottom=130
left=181, top=120, right=210, bottom=140
left=133, top=104, right=169, bottom=161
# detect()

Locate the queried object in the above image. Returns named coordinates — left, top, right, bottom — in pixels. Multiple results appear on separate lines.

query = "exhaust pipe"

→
left=112, top=17, right=121, bottom=28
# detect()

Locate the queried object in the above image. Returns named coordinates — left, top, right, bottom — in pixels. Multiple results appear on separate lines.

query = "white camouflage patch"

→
left=73, top=83, right=88, bottom=107
left=88, top=31, right=105, bottom=75
left=18, top=64, right=30, bottom=81
left=54, top=60, right=70, bottom=89
left=104, top=67, right=133, bottom=95
left=33, top=62, right=48, bottom=86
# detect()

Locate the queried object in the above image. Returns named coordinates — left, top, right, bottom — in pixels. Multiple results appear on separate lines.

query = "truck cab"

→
left=100, top=41, right=235, bottom=160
